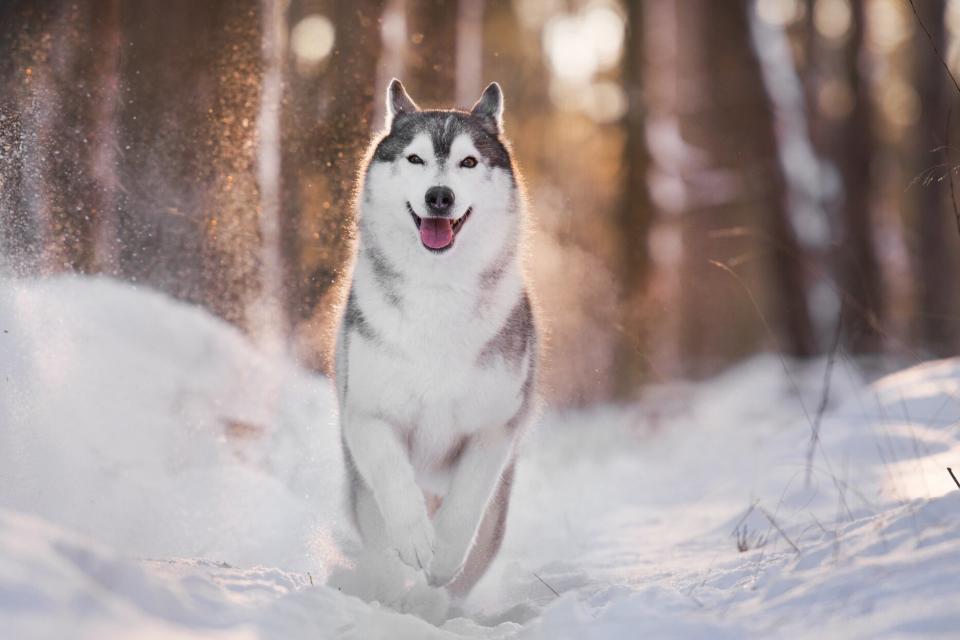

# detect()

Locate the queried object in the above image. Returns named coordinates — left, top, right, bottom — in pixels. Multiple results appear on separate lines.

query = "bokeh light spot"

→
left=543, top=2, right=624, bottom=84
left=290, top=15, right=335, bottom=65
left=757, top=0, right=803, bottom=27
left=814, top=0, right=851, bottom=40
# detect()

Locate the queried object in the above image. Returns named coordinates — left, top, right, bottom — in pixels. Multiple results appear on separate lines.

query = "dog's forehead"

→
left=427, top=114, right=466, bottom=161
left=450, top=132, right=477, bottom=153
left=373, top=110, right=512, bottom=169
left=395, top=113, right=469, bottom=162
left=404, top=130, right=474, bottom=157
left=404, top=132, right=436, bottom=155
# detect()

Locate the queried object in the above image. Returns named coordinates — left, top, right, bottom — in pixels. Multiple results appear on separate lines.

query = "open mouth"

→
left=407, top=202, right=472, bottom=252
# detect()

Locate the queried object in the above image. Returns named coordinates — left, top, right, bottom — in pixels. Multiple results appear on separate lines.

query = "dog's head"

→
left=361, top=79, right=519, bottom=266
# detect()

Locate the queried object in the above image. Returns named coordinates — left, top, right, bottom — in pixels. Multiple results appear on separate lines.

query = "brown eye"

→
left=460, top=156, right=478, bottom=168
left=407, top=154, right=424, bottom=165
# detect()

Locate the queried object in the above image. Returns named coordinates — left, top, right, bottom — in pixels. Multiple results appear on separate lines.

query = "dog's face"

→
left=361, top=80, right=518, bottom=271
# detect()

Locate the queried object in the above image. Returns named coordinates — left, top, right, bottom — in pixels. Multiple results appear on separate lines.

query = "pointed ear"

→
left=386, top=78, right=418, bottom=126
left=470, top=82, right=504, bottom=134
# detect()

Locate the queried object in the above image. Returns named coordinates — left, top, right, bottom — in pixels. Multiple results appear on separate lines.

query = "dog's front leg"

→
left=428, top=426, right=513, bottom=587
left=343, top=411, right=434, bottom=570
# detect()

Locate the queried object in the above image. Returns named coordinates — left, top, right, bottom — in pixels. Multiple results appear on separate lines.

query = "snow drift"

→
left=1, top=276, right=959, bottom=638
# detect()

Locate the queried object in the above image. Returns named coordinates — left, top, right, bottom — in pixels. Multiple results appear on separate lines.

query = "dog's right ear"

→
left=386, top=79, right=419, bottom=127
left=470, top=82, right=504, bottom=135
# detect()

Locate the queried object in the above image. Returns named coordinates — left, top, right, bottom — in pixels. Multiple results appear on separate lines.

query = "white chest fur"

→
left=338, top=240, right=530, bottom=495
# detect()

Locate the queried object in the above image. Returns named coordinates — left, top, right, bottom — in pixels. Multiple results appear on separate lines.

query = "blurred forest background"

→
left=1, top=0, right=959, bottom=406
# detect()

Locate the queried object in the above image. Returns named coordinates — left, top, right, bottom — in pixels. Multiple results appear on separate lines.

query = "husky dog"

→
left=334, top=79, right=537, bottom=618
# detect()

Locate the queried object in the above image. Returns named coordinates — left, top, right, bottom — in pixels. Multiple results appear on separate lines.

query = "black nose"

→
left=425, top=186, right=455, bottom=216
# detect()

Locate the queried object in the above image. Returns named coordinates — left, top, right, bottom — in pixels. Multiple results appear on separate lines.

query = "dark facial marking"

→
left=372, top=110, right=513, bottom=172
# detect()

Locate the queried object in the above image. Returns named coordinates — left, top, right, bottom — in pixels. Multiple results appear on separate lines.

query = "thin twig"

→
left=947, top=110, right=960, bottom=237
left=910, top=0, right=960, bottom=239
left=908, top=0, right=960, bottom=96
left=948, top=467, right=960, bottom=491
left=730, top=502, right=759, bottom=536
left=806, top=303, right=844, bottom=485
left=709, top=260, right=814, bottom=428
left=759, top=506, right=801, bottom=554
left=710, top=259, right=853, bottom=514
left=533, top=572, right=561, bottom=598
left=736, top=526, right=750, bottom=552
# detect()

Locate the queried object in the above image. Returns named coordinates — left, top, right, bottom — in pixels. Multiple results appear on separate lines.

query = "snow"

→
left=1, top=275, right=959, bottom=638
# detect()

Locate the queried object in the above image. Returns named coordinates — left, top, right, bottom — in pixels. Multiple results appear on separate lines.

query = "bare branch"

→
left=533, top=572, right=561, bottom=598
left=908, top=0, right=960, bottom=97
left=947, top=110, right=960, bottom=237
left=806, top=303, right=844, bottom=484
left=759, top=506, right=801, bottom=554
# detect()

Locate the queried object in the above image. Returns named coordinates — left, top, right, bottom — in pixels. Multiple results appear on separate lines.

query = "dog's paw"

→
left=329, top=550, right=408, bottom=604
left=427, top=542, right=464, bottom=587
left=398, top=580, right=450, bottom=625
left=385, top=507, right=435, bottom=571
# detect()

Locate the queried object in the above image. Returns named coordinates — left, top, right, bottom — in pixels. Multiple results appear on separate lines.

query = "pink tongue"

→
left=419, top=218, right=454, bottom=249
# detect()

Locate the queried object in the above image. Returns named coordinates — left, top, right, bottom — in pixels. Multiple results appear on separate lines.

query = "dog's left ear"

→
left=470, top=82, right=504, bottom=135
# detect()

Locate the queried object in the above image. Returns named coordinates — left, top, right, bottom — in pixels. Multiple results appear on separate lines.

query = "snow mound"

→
left=1, top=276, right=959, bottom=638
left=0, top=276, right=350, bottom=573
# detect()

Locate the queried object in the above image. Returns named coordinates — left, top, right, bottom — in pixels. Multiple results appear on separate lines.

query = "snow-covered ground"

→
left=1, top=276, right=959, bottom=639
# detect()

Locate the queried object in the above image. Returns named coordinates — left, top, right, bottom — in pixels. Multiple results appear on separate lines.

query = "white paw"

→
left=428, top=542, right=464, bottom=587
left=329, top=550, right=408, bottom=604
left=385, top=507, right=435, bottom=571
left=398, top=580, right=450, bottom=625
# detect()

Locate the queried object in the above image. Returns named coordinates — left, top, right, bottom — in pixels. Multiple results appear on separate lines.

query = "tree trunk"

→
left=252, top=0, right=290, bottom=350
left=612, top=0, right=657, bottom=398
left=1, top=1, right=123, bottom=277
left=912, top=0, right=958, bottom=356
left=89, top=0, right=122, bottom=275
left=455, top=0, right=484, bottom=106
left=746, top=0, right=820, bottom=358
left=834, top=1, right=883, bottom=353
left=280, top=0, right=384, bottom=368
left=116, top=1, right=263, bottom=328
left=405, top=0, right=457, bottom=106
left=676, top=0, right=814, bottom=376
left=279, top=0, right=325, bottom=335
left=374, top=0, right=408, bottom=126
left=0, top=2, right=51, bottom=275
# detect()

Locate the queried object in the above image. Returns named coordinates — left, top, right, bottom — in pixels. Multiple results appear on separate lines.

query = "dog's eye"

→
left=460, top=156, right=478, bottom=169
left=407, top=154, right=424, bottom=165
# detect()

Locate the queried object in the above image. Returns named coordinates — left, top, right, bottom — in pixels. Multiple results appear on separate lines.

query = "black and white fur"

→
left=334, top=79, right=537, bottom=618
